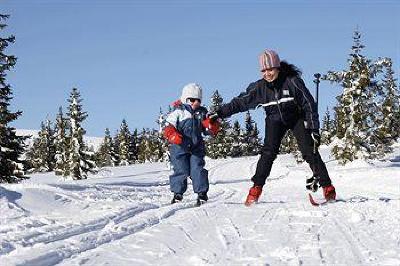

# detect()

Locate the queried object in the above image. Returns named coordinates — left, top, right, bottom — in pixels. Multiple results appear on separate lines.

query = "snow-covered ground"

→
left=1, top=144, right=399, bottom=266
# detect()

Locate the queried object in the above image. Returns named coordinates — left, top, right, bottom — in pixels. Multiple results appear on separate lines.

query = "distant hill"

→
left=16, top=129, right=103, bottom=151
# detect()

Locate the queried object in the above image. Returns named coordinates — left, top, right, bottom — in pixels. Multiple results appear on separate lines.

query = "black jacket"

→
left=218, top=73, right=320, bottom=130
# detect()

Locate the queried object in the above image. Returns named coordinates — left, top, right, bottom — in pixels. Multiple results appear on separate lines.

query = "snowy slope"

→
left=1, top=145, right=399, bottom=266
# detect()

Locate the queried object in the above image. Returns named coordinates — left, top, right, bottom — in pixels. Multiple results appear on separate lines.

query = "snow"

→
left=1, top=144, right=400, bottom=266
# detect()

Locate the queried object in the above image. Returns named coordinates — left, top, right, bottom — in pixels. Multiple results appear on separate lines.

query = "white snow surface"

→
left=1, top=145, right=400, bottom=266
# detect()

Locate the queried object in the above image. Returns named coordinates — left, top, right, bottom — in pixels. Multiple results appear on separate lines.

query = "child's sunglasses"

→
left=188, top=98, right=201, bottom=103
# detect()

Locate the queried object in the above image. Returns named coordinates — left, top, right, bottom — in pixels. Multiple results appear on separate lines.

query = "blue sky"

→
left=2, top=0, right=399, bottom=137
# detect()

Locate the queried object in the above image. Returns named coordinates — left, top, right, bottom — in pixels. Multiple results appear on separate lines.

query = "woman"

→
left=211, top=49, right=336, bottom=206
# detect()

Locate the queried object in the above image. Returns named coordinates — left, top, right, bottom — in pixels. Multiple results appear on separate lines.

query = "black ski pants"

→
left=251, top=117, right=332, bottom=187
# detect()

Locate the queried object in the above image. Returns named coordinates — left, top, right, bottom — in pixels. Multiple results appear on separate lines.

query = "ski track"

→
left=1, top=151, right=400, bottom=265
left=1, top=184, right=230, bottom=266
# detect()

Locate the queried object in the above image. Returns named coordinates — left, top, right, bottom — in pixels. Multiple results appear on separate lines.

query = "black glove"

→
left=306, top=176, right=320, bottom=192
left=310, top=129, right=321, bottom=147
left=207, top=111, right=221, bottom=123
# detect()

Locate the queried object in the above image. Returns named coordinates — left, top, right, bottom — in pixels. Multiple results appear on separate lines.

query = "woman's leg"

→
left=251, top=119, right=287, bottom=186
left=292, top=119, right=332, bottom=187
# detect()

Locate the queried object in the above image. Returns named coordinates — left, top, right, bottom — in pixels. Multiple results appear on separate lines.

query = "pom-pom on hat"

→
left=259, top=49, right=280, bottom=71
left=180, top=83, right=202, bottom=103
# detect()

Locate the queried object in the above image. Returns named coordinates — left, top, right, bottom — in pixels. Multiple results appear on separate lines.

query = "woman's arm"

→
left=218, top=81, right=261, bottom=119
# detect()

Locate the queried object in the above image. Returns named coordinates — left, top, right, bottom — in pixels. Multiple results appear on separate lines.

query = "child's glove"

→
left=163, top=125, right=183, bottom=145
left=202, top=117, right=220, bottom=136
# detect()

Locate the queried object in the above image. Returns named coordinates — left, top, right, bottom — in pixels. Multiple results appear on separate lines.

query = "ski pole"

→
left=313, top=73, right=321, bottom=114
left=307, top=73, right=322, bottom=192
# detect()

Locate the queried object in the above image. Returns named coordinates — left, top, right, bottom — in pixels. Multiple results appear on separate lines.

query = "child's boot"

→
left=196, top=192, right=208, bottom=206
left=171, top=193, right=183, bottom=204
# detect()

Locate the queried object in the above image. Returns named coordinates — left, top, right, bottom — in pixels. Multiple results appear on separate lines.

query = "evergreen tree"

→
left=320, top=107, right=335, bottom=144
left=280, top=130, right=296, bottom=154
left=112, top=131, right=121, bottom=165
left=117, top=119, right=132, bottom=166
left=323, top=30, right=392, bottom=164
left=371, top=60, right=400, bottom=156
left=229, top=120, right=244, bottom=157
left=156, top=109, right=169, bottom=162
left=242, top=111, right=261, bottom=156
left=156, top=107, right=168, bottom=132
left=67, top=87, right=96, bottom=179
left=279, top=130, right=303, bottom=163
left=153, top=129, right=166, bottom=162
left=96, top=128, right=117, bottom=167
left=130, top=128, right=139, bottom=163
left=54, top=106, right=69, bottom=176
left=0, top=14, right=27, bottom=182
left=136, top=128, right=162, bottom=163
left=26, top=120, right=55, bottom=172
left=137, top=128, right=152, bottom=162
left=206, top=90, right=232, bottom=159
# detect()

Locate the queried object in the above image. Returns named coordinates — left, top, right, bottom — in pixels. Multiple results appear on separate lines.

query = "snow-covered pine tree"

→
left=96, top=128, right=117, bottom=167
left=229, top=120, right=244, bottom=157
left=242, top=111, right=261, bottom=156
left=67, top=87, right=96, bottom=179
left=0, top=14, right=27, bottom=182
left=26, top=120, right=55, bottom=172
left=137, top=128, right=151, bottom=162
left=371, top=59, right=400, bottom=156
left=156, top=108, right=169, bottom=162
left=152, top=129, right=165, bottom=162
left=117, top=119, right=132, bottom=166
left=54, top=106, right=69, bottom=176
left=280, top=130, right=295, bottom=154
left=206, top=90, right=232, bottom=159
left=320, top=107, right=335, bottom=145
left=112, top=131, right=121, bottom=165
left=136, top=128, right=161, bottom=163
left=279, top=130, right=303, bottom=163
left=323, top=30, right=390, bottom=164
left=129, top=128, right=139, bottom=163
left=157, top=107, right=167, bottom=132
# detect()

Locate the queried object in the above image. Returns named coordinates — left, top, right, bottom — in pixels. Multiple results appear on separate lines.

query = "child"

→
left=163, top=83, right=220, bottom=205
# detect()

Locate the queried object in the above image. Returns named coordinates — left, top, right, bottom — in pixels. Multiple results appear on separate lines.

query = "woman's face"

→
left=261, top=67, right=279, bottom=82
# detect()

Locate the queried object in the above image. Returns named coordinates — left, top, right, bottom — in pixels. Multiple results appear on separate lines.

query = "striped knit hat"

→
left=259, top=49, right=280, bottom=71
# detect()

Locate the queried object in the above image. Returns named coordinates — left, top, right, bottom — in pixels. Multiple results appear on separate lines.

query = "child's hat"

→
left=181, top=83, right=202, bottom=103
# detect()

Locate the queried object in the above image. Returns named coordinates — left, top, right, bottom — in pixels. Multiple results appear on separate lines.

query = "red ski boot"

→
left=244, top=185, right=263, bottom=206
left=323, top=185, right=336, bottom=201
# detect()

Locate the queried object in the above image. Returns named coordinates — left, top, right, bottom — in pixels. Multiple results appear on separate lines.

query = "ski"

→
left=308, top=193, right=330, bottom=206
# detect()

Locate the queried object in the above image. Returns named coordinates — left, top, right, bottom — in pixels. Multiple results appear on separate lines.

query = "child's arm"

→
left=163, top=109, right=183, bottom=145
left=163, top=125, right=182, bottom=145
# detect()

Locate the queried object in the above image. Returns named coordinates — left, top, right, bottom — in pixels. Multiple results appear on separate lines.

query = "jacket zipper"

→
left=273, top=87, right=287, bottom=125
